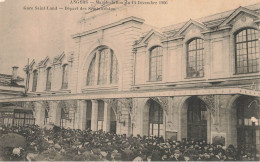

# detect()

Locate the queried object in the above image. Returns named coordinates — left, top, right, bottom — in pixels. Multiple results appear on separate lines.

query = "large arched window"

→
left=32, top=70, right=38, bottom=92
left=86, top=48, right=119, bottom=86
left=187, top=38, right=204, bottom=78
left=235, top=28, right=259, bottom=74
left=62, top=64, right=68, bottom=89
left=46, top=67, right=52, bottom=91
left=149, top=46, right=163, bottom=81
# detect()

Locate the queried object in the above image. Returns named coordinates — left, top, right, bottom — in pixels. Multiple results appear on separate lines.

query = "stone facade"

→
left=1, top=4, right=260, bottom=151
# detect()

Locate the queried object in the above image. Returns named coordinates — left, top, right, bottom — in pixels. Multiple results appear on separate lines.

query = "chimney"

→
left=12, top=66, right=19, bottom=82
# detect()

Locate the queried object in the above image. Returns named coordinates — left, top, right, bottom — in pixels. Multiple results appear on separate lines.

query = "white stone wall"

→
left=28, top=55, right=72, bottom=94
left=75, top=18, right=144, bottom=92
left=134, top=13, right=260, bottom=87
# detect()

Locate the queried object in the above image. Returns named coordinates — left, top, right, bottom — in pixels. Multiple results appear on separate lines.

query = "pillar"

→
left=74, top=101, right=80, bottom=129
left=91, top=100, right=98, bottom=131
left=133, top=98, right=143, bottom=136
left=103, top=102, right=111, bottom=132
left=34, top=102, right=44, bottom=127
left=78, top=100, right=87, bottom=130
left=48, top=101, right=58, bottom=125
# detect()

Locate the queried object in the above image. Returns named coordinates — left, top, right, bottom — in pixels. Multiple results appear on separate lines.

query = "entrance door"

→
left=187, top=97, right=207, bottom=141
left=110, top=107, right=117, bottom=134
left=237, top=127, right=259, bottom=154
left=110, top=121, right=117, bottom=134
left=149, top=100, right=164, bottom=137
left=237, top=97, right=260, bottom=156
left=86, top=101, right=92, bottom=130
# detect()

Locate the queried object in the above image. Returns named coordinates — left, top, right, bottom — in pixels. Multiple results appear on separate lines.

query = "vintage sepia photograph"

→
left=0, top=0, right=260, bottom=161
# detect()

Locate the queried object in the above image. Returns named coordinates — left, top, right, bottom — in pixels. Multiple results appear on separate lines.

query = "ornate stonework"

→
left=23, top=101, right=35, bottom=112
left=199, top=95, right=219, bottom=125
left=150, top=97, right=169, bottom=114
left=42, top=101, right=50, bottom=112
left=103, top=98, right=119, bottom=115
left=199, top=95, right=215, bottom=113
left=58, top=101, right=69, bottom=114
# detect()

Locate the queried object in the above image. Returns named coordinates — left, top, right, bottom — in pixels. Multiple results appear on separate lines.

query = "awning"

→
left=0, top=87, right=259, bottom=103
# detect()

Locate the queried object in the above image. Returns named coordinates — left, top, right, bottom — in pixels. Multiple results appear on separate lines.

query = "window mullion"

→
left=155, top=54, right=158, bottom=81
left=246, top=29, right=249, bottom=73
left=235, top=36, right=238, bottom=74
left=149, top=54, right=151, bottom=81
left=95, top=52, right=100, bottom=85
left=195, top=39, right=198, bottom=73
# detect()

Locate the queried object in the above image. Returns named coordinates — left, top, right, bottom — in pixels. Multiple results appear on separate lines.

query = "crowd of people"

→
left=0, top=125, right=259, bottom=161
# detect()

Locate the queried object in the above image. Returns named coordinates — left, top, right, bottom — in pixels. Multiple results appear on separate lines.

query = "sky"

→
left=0, top=0, right=260, bottom=77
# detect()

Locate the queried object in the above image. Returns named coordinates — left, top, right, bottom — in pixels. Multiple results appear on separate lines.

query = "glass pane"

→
left=238, top=119, right=242, bottom=125
left=235, top=29, right=259, bottom=74
left=98, top=120, right=103, bottom=130
left=160, top=129, right=164, bottom=137
left=244, top=119, right=249, bottom=126
left=248, top=119, right=252, bottom=126
left=160, top=124, right=164, bottom=130
left=110, top=52, right=118, bottom=84
left=46, top=68, right=52, bottom=90
left=150, top=47, right=163, bottom=81
left=87, top=55, right=96, bottom=86
left=98, top=49, right=109, bottom=85
left=15, top=113, right=19, bottom=118
left=153, top=124, right=158, bottom=130
left=20, top=113, right=24, bottom=118
left=187, top=39, right=204, bottom=77
left=32, top=70, right=38, bottom=92
left=62, top=65, right=68, bottom=89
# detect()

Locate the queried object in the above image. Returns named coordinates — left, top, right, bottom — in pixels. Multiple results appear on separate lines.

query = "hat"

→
left=100, top=151, right=108, bottom=157
left=174, top=149, right=180, bottom=154
left=133, top=156, right=143, bottom=162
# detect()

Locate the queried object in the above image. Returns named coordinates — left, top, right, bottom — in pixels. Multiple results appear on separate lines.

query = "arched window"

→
left=46, top=67, right=52, bottom=91
left=32, top=70, right=38, bottom=92
left=149, top=46, right=163, bottom=81
left=187, top=38, right=204, bottom=78
left=62, top=64, right=68, bottom=89
left=235, top=28, right=259, bottom=74
left=86, top=47, right=119, bottom=86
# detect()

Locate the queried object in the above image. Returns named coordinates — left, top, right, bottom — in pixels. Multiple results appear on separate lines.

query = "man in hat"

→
left=171, top=149, right=184, bottom=161
left=210, top=149, right=223, bottom=161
